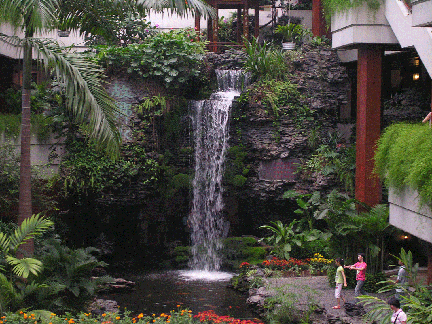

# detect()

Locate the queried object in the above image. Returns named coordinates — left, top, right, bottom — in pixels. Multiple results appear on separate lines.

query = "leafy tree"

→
left=0, top=0, right=213, bottom=256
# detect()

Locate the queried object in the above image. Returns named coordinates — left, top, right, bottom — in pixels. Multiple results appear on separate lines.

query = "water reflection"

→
left=99, top=271, right=256, bottom=319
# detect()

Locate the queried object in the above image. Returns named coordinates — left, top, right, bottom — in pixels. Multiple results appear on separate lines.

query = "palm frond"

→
left=6, top=256, right=43, bottom=278
left=9, top=213, right=54, bottom=252
left=0, top=0, right=59, bottom=32
left=30, top=38, right=121, bottom=158
left=140, top=0, right=215, bottom=18
left=357, top=295, right=392, bottom=324
left=0, top=232, right=11, bottom=254
left=0, top=272, right=17, bottom=311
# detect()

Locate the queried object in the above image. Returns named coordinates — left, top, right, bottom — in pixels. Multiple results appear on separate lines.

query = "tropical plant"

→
left=0, top=0, right=214, bottom=256
left=243, top=37, right=289, bottom=81
left=375, top=122, right=432, bottom=207
left=0, top=214, right=53, bottom=312
left=96, top=28, right=207, bottom=91
left=275, top=23, right=303, bottom=43
left=358, top=248, right=432, bottom=324
left=322, top=0, right=381, bottom=22
left=259, top=220, right=323, bottom=260
left=35, top=237, right=111, bottom=313
left=283, top=190, right=322, bottom=230
left=264, top=284, right=318, bottom=324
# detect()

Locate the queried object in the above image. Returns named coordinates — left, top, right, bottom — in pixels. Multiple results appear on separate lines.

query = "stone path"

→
left=264, top=276, right=392, bottom=324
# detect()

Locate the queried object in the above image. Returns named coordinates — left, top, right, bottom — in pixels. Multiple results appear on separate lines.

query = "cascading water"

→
left=184, top=70, right=250, bottom=279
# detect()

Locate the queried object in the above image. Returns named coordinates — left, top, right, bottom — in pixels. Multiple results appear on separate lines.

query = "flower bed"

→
left=0, top=308, right=261, bottom=324
left=240, top=254, right=333, bottom=277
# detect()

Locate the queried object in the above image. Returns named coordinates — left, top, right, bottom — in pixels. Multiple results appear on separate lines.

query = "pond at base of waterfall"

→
left=98, top=270, right=257, bottom=319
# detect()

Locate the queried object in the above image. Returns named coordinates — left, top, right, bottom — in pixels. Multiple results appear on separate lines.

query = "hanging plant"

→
left=374, top=122, right=432, bottom=206
left=322, top=0, right=382, bottom=22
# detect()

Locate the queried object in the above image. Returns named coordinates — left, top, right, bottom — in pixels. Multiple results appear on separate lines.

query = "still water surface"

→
left=98, top=270, right=256, bottom=319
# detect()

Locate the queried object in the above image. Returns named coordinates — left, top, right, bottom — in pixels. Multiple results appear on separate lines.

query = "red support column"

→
left=355, top=46, right=383, bottom=207
left=312, top=0, right=328, bottom=38
left=195, top=11, right=201, bottom=33
left=254, top=4, right=260, bottom=38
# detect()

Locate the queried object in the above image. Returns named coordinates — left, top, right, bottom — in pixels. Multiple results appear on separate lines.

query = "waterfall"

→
left=188, top=70, right=249, bottom=272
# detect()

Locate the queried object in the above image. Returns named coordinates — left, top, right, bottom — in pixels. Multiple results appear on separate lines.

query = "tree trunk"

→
left=18, top=33, right=34, bottom=257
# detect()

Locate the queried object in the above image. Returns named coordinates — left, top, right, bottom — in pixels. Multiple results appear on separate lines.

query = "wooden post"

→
left=213, top=8, right=219, bottom=52
left=243, top=5, right=249, bottom=40
left=312, top=0, right=327, bottom=37
left=254, top=3, right=260, bottom=38
left=237, top=8, right=242, bottom=43
left=195, top=11, right=201, bottom=33
left=355, top=46, right=383, bottom=207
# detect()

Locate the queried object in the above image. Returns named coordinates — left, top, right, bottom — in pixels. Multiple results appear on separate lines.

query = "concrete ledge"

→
left=331, top=4, right=398, bottom=49
left=388, top=187, right=432, bottom=244
left=411, top=0, right=432, bottom=27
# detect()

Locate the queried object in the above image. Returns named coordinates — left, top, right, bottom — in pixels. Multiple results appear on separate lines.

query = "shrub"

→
left=243, top=37, right=290, bottom=81
left=96, top=28, right=206, bottom=91
left=222, top=237, right=266, bottom=269
left=374, top=122, right=432, bottom=206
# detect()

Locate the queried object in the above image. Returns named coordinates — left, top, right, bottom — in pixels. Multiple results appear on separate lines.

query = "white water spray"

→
left=187, top=70, right=250, bottom=279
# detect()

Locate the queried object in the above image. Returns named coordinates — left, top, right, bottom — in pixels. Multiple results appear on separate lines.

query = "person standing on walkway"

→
left=388, top=297, right=407, bottom=324
left=345, top=253, right=367, bottom=298
left=395, top=260, right=407, bottom=301
left=333, top=258, right=347, bottom=309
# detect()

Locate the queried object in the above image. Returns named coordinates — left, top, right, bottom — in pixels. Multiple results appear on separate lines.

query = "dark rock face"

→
left=206, top=50, right=248, bottom=70
left=224, top=45, right=350, bottom=233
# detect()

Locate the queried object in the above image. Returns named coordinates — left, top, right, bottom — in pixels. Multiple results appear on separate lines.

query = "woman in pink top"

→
left=345, top=253, right=367, bottom=297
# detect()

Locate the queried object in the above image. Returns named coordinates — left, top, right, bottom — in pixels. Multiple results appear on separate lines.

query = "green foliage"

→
left=136, top=95, right=167, bottom=115
left=0, top=114, right=54, bottom=141
left=243, top=79, right=312, bottom=124
left=96, top=28, right=207, bottom=90
left=59, top=140, right=158, bottom=196
left=86, top=11, right=156, bottom=46
left=322, top=0, right=381, bottom=22
left=374, top=122, right=432, bottom=206
left=218, top=14, right=237, bottom=43
left=171, top=246, right=191, bottom=268
left=225, top=145, right=250, bottom=188
left=297, top=129, right=356, bottom=195
left=359, top=248, right=432, bottom=324
left=363, top=272, right=387, bottom=293
left=259, top=220, right=324, bottom=260
left=310, top=36, right=331, bottom=47
left=265, top=285, right=319, bottom=324
left=0, top=144, right=58, bottom=219
left=222, top=237, right=267, bottom=269
left=275, top=23, right=305, bottom=43
left=0, top=144, right=20, bottom=216
left=35, top=237, right=110, bottom=313
left=0, top=214, right=54, bottom=312
left=243, top=37, right=290, bottom=81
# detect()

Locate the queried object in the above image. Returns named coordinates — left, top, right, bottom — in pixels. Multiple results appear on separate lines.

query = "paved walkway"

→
left=266, top=276, right=392, bottom=324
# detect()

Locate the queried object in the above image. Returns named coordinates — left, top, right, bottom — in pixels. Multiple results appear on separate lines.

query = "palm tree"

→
left=0, top=0, right=213, bottom=256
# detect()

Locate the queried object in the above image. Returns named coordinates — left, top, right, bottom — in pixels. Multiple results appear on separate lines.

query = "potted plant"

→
left=275, top=23, right=303, bottom=50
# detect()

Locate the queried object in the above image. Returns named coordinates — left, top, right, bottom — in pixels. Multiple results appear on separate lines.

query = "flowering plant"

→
left=194, top=310, right=262, bottom=324
left=309, top=253, right=333, bottom=274
left=262, top=257, right=309, bottom=271
left=0, top=308, right=195, bottom=324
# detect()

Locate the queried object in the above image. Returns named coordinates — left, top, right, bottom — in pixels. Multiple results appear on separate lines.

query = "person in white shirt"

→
left=394, top=260, right=407, bottom=301
left=388, top=297, right=407, bottom=324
